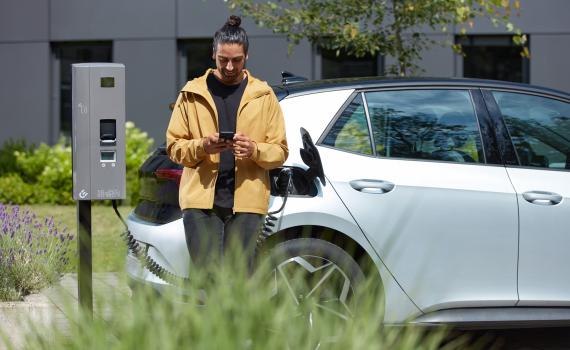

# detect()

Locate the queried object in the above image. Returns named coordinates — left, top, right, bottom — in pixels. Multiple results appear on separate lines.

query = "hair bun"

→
left=226, top=15, right=241, bottom=27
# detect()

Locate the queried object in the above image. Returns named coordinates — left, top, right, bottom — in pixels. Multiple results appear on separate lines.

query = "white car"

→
left=127, top=75, right=570, bottom=327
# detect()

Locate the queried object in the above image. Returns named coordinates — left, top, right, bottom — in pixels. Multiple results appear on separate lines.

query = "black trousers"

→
left=182, top=206, right=263, bottom=271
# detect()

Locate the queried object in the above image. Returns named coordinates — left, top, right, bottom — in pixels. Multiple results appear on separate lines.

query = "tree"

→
left=226, top=0, right=528, bottom=76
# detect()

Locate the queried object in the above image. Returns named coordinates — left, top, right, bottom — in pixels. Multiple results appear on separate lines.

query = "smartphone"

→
left=218, top=131, right=235, bottom=141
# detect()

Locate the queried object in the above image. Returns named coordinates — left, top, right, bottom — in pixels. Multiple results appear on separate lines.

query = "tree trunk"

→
left=392, top=0, right=406, bottom=76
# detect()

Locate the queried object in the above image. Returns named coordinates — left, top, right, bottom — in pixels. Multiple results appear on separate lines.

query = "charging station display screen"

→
left=100, top=151, right=116, bottom=162
left=100, top=77, right=115, bottom=88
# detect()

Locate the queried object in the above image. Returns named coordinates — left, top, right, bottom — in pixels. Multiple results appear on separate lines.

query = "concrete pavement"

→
left=0, top=273, right=129, bottom=349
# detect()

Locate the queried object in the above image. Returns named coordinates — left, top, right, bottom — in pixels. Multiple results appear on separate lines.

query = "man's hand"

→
left=233, top=132, right=255, bottom=159
left=203, top=133, right=232, bottom=154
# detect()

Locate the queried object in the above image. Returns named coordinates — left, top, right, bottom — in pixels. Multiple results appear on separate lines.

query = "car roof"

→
left=273, top=76, right=570, bottom=101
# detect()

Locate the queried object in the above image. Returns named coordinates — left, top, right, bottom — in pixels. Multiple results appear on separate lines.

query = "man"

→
left=166, top=15, right=288, bottom=272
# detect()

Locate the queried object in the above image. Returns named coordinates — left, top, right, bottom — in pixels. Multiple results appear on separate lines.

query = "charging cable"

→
left=255, top=167, right=293, bottom=255
left=112, top=200, right=189, bottom=285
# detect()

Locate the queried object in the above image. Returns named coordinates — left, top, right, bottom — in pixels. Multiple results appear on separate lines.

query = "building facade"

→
left=1, top=0, right=569, bottom=146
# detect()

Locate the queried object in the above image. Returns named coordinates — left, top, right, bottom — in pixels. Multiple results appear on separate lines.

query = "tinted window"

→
left=493, top=91, right=570, bottom=169
left=321, top=48, right=379, bottom=79
left=459, top=35, right=529, bottom=83
left=322, top=94, right=372, bottom=155
left=365, top=90, right=484, bottom=163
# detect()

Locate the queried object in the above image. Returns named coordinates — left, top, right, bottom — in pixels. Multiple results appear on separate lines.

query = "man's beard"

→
left=220, top=69, right=243, bottom=85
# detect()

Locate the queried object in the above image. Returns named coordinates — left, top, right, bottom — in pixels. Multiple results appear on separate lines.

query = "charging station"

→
left=72, top=63, right=126, bottom=315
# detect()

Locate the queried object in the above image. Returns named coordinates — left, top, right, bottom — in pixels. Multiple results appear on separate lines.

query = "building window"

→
left=458, top=35, right=529, bottom=83
left=52, top=42, right=112, bottom=138
left=178, top=39, right=214, bottom=85
left=321, top=48, right=381, bottom=79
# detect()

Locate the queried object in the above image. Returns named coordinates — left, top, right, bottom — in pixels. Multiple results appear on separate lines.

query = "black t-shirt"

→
left=207, top=73, right=248, bottom=208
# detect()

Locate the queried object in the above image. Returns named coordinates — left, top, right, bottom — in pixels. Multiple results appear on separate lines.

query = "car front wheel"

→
left=267, top=238, right=366, bottom=325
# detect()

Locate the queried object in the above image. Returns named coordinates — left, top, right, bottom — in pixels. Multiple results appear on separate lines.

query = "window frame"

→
left=318, top=87, right=490, bottom=165
left=484, top=88, right=570, bottom=172
left=319, top=92, right=376, bottom=157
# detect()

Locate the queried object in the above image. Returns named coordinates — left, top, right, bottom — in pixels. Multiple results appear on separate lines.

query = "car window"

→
left=321, top=94, right=373, bottom=155
left=365, top=90, right=484, bottom=163
left=492, top=91, right=570, bottom=169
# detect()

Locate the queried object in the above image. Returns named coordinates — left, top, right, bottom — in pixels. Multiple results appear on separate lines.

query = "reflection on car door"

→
left=318, top=89, right=519, bottom=312
left=491, top=91, right=570, bottom=306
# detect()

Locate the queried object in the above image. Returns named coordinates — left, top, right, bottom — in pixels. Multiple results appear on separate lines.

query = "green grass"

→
left=12, top=251, right=480, bottom=350
left=27, top=204, right=132, bottom=273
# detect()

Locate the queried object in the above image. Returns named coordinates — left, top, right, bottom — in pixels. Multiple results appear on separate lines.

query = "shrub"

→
left=0, top=203, right=74, bottom=301
left=125, top=121, right=154, bottom=205
left=0, top=174, right=35, bottom=205
left=14, top=143, right=54, bottom=184
left=14, top=140, right=74, bottom=205
left=0, top=122, right=153, bottom=205
left=0, top=139, right=33, bottom=177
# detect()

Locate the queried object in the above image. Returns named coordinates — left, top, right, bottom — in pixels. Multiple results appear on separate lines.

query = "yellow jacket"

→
left=166, top=69, right=288, bottom=214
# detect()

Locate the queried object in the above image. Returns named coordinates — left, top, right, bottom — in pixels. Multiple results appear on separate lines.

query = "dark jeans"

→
left=182, top=206, right=263, bottom=272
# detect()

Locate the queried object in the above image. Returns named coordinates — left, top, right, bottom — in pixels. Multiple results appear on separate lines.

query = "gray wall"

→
left=247, top=37, right=313, bottom=85
left=530, top=34, right=570, bottom=92
left=0, top=0, right=49, bottom=42
left=0, top=0, right=50, bottom=145
left=177, top=0, right=272, bottom=37
left=0, top=43, right=50, bottom=145
left=114, top=39, right=177, bottom=145
left=0, top=0, right=569, bottom=148
left=50, top=0, right=176, bottom=40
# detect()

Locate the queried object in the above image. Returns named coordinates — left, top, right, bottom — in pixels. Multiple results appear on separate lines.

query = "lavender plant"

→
left=0, top=203, right=74, bottom=301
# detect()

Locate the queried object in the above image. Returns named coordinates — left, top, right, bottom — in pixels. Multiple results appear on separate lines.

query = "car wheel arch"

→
left=258, top=225, right=384, bottom=293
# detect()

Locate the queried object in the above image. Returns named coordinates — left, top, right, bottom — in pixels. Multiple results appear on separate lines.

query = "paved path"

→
left=0, top=273, right=128, bottom=349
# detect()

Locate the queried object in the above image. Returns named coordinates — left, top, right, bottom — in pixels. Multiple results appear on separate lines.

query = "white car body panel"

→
left=506, top=167, right=570, bottom=306
left=270, top=177, right=421, bottom=322
left=280, top=89, right=354, bottom=164
left=318, top=146, right=520, bottom=312
left=127, top=215, right=189, bottom=278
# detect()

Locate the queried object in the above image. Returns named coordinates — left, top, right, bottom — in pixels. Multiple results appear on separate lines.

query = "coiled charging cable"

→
left=112, top=200, right=189, bottom=285
left=255, top=167, right=293, bottom=255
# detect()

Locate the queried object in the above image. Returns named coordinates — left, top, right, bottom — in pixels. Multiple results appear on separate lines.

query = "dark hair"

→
left=213, top=15, right=249, bottom=54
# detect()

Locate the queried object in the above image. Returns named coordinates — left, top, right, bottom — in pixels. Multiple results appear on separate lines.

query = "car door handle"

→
left=522, top=191, right=563, bottom=206
left=349, top=179, right=394, bottom=194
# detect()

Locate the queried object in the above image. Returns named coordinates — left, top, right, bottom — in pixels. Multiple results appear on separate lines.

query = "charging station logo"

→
left=77, top=102, right=88, bottom=115
left=79, top=189, right=89, bottom=199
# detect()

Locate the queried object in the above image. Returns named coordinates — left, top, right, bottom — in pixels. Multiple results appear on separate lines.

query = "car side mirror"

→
left=300, top=127, right=326, bottom=186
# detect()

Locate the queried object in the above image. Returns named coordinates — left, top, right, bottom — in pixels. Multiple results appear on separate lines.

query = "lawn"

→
left=28, top=204, right=132, bottom=272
